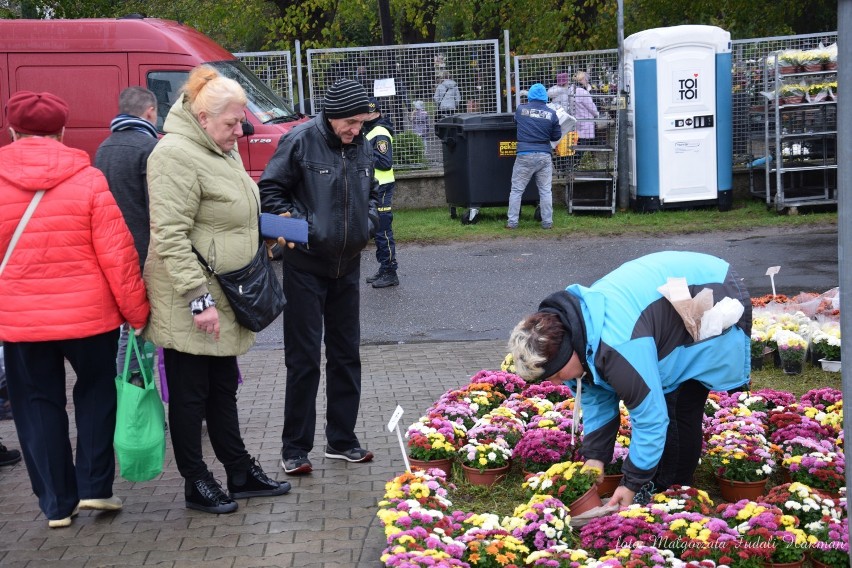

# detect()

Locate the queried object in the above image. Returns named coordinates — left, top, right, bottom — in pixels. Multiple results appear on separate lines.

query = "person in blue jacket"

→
left=506, top=83, right=562, bottom=230
left=508, top=251, right=751, bottom=506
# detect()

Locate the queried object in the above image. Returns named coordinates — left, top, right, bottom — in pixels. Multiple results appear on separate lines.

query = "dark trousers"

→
left=374, top=182, right=398, bottom=273
left=162, top=350, right=250, bottom=481
left=281, top=263, right=362, bottom=458
left=653, top=379, right=710, bottom=491
left=4, top=329, right=119, bottom=520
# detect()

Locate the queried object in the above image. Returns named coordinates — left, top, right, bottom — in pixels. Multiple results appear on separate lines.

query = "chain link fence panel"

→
left=234, top=50, right=295, bottom=110
left=306, top=40, right=501, bottom=170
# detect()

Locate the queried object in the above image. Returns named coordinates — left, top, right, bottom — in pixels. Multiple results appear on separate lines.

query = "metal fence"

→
left=233, top=50, right=294, bottom=110
left=303, top=40, right=501, bottom=170
left=236, top=32, right=838, bottom=173
left=731, top=31, right=838, bottom=167
left=512, top=49, right=619, bottom=111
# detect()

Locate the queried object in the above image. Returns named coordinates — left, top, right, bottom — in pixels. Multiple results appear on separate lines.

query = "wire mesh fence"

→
left=236, top=32, right=837, bottom=176
left=305, top=40, right=501, bottom=170
left=731, top=31, right=837, bottom=168
left=233, top=50, right=295, bottom=111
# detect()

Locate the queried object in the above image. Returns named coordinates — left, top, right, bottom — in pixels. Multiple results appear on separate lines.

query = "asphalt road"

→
left=254, top=224, right=839, bottom=348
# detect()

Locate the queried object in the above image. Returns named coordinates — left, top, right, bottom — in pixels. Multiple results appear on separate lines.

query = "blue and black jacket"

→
left=544, top=251, right=752, bottom=492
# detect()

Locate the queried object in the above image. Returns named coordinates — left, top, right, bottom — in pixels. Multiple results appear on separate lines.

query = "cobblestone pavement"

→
left=0, top=340, right=507, bottom=567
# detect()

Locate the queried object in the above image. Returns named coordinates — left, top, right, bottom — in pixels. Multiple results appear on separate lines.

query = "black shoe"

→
left=185, top=472, right=238, bottom=514
left=228, top=458, right=291, bottom=499
left=371, top=271, right=399, bottom=288
left=0, top=440, right=21, bottom=467
left=365, top=270, right=382, bottom=284
left=324, top=445, right=374, bottom=463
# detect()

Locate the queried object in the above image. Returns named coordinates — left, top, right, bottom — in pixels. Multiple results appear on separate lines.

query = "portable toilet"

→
left=624, top=25, right=733, bottom=212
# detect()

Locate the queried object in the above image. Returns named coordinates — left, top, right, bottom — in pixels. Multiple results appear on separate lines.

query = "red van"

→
left=0, top=16, right=307, bottom=179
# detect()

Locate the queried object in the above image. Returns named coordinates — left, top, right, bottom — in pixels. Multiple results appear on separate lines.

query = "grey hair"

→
left=507, top=319, right=546, bottom=382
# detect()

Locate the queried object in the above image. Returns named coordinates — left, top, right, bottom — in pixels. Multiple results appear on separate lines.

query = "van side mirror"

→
left=240, top=120, right=254, bottom=136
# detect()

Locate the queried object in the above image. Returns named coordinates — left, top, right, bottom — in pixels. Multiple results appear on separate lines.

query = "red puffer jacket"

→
left=0, top=137, right=149, bottom=342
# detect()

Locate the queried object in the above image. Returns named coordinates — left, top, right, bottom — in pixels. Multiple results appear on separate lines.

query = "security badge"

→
left=377, top=139, right=389, bottom=154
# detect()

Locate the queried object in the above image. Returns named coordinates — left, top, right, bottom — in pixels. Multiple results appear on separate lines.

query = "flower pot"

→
left=762, top=556, right=806, bottom=568
left=803, top=63, right=824, bottom=73
left=596, top=474, right=622, bottom=497
left=408, top=457, right=452, bottom=479
left=823, top=62, right=838, bottom=71
left=751, top=356, right=764, bottom=371
left=461, top=463, right=509, bottom=486
left=715, top=475, right=767, bottom=502
left=778, top=467, right=791, bottom=484
left=567, top=486, right=604, bottom=516
left=779, top=65, right=799, bottom=75
left=809, top=554, right=833, bottom=568
left=819, top=359, right=841, bottom=373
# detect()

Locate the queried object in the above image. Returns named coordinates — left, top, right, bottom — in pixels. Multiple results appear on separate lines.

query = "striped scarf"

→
left=110, top=114, right=158, bottom=138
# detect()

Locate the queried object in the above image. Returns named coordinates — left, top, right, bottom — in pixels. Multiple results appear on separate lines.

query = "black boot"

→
left=185, top=472, right=238, bottom=514
left=371, top=271, right=399, bottom=288
left=365, top=270, right=382, bottom=284
left=228, top=458, right=291, bottom=499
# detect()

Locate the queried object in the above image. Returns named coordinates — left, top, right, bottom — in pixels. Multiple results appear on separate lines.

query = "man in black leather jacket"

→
left=259, top=79, right=379, bottom=476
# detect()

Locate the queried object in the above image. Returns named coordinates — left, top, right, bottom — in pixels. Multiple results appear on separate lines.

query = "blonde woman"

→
left=144, top=66, right=289, bottom=514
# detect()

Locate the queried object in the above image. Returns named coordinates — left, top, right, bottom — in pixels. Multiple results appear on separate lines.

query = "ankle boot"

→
left=185, top=472, right=238, bottom=514
left=371, top=271, right=399, bottom=288
left=228, top=458, right=291, bottom=499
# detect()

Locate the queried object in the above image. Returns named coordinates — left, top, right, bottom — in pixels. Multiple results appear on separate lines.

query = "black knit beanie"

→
left=324, top=79, right=370, bottom=119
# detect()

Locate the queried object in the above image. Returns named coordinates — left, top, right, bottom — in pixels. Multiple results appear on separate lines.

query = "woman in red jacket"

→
left=0, top=91, right=150, bottom=528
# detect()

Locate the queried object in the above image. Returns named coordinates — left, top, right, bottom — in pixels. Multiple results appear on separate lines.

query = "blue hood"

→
left=528, top=83, right=548, bottom=102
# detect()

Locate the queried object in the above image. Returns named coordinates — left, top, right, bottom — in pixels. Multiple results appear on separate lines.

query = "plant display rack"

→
left=749, top=51, right=837, bottom=213
left=564, top=92, right=618, bottom=216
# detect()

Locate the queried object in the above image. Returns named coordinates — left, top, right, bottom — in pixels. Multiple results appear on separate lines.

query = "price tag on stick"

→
left=765, top=266, right=781, bottom=298
left=387, top=405, right=411, bottom=472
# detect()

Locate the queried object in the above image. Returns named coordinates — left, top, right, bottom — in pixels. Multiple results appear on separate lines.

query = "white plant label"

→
left=387, top=405, right=404, bottom=432
left=765, top=266, right=780, bottom=297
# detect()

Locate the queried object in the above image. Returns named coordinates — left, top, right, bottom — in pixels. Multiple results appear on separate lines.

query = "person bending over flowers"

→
left=507, top=251, right=751, bottom=507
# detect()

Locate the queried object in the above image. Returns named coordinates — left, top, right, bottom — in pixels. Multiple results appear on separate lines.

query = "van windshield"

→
left=209, top=60, right=299, bottom=124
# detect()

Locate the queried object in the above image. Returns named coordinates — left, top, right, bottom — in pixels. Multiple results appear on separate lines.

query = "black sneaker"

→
left=0, top=440, right=21, bottom=467
left=185, top=472, right=238, bottom=514
left=371, top=271, right=399, bottom=288
left=365, top=270, right=382, bottom=284
left=228, top=458, right=291, bottom=499
left=280, top=454, right=312, bottom=475
left=324, top=445, right=374, bottom=463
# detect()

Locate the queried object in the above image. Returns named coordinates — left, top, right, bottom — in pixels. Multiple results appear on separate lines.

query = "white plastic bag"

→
left=698, top=297, right=745, bottom=340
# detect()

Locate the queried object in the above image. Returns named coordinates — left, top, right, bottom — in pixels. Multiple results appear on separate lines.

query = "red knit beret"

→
left=6, top=91, right=70, bottom=136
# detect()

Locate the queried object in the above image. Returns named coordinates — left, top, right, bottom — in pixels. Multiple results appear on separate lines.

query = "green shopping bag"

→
left=114, top=332, right=165, bottom=482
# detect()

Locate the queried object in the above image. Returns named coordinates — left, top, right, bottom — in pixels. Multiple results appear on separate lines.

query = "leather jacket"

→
left=259, top=112, right=379, bottom=278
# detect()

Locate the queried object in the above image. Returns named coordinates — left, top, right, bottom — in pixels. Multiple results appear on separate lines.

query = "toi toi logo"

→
left=678, top=74, right=699, bottom=100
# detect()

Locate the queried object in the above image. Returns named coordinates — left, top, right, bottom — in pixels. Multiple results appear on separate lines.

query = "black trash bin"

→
left=435, top=113, right=538, bottom=224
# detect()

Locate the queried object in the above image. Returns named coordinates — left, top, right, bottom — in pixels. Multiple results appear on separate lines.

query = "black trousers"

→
left=162, top=349, right=250, bottom=481
left=653, top=379, right=711, bottom=491
left=281, top=263, right=362, bottom=458
left=5, top=329, right=119, bottom=520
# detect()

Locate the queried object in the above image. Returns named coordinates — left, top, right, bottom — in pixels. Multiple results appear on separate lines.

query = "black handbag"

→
left=192, top=243, right=285, bottom=332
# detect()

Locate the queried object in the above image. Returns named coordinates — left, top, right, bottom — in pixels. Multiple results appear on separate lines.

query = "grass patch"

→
left=393, top=199, right=837, bottom=244
left=448, top=364, right=841, bottom=516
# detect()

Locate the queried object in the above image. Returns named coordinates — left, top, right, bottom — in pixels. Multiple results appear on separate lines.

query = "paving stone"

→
left=0, top=340, right=507, bottom=566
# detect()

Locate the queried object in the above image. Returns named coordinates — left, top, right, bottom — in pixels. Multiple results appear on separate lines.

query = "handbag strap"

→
left=191, top=246, right=217, bottom=276
left=0, top=190, right=45, bottom=277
